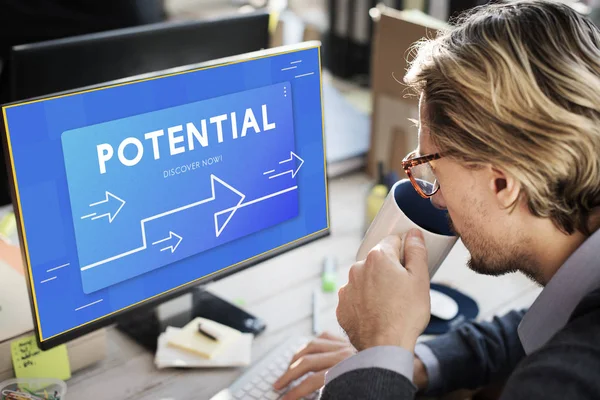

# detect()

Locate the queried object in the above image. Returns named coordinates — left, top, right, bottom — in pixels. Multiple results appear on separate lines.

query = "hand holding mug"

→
left=357, top=179, right=457, bottom=278
left=337, top=230, right=431, bottom=352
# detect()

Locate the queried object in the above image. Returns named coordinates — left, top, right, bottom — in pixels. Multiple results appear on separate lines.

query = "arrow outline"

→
left=84, top=191, right=126, bottom=223
left=268, top=151, right=304, bottom=179
left=152, top=231, right=183, bottom=253
left=80, top=174, right=300, bottom=272
left=80, top=175, right=246, bottom=271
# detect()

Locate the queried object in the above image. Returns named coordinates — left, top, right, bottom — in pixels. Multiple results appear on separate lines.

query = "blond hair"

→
left=405, top=0, right=600, bottom=235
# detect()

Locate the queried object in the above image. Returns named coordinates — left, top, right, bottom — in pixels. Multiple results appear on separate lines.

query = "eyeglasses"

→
left=401, top=150, right=442, bottom=198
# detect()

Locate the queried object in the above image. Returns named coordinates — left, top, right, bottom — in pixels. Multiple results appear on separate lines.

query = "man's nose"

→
left=431, top=191, right=447, bottom=210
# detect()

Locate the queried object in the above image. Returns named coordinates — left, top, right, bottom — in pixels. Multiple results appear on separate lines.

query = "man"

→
left=273, top=0, right=600, bottom=398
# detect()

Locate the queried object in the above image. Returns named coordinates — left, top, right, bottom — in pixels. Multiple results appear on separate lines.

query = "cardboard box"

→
left=367, top=7, right=448, bottom=177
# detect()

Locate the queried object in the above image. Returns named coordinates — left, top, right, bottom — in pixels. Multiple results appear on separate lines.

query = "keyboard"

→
left=210, top=335, right=319, bottom=400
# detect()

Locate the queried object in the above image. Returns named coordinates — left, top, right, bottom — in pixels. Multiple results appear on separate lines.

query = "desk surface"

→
left=66, top=172, right=541, bottom=399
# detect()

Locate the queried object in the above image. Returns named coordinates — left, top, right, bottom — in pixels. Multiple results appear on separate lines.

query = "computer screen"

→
left=1, top=42, right=329, bottom=349
left=8, top=11, right=270, bottom=102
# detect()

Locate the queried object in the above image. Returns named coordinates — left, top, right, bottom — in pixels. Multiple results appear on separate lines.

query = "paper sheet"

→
left=166, top=317, right=243, bottom=359
left=155, top=327, right=252, bottom=369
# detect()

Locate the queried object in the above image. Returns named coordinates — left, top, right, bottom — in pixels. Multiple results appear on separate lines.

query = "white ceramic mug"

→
left=357, top=179, right=458, bottom=279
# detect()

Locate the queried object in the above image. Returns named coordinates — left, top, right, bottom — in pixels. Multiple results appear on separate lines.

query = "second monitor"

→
left=9, top=10, right=271, bottom=101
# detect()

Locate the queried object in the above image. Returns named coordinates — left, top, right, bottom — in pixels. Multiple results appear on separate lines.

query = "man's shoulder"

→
left=500, top=292, right=600, bottom=399
left=543, top=286, right=600, bottom=349
left=570, top=286, right=600, bottom=322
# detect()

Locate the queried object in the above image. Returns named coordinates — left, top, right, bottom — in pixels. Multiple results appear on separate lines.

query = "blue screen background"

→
left=62, top=82, right=300, bottom=294
left=2, top=46, right=328, bottom=341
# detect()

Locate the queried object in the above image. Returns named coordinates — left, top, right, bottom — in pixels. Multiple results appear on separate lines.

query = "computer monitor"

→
left=1, top=42, right=329, bottom=350
left=8, top=10, right=270, bottom=102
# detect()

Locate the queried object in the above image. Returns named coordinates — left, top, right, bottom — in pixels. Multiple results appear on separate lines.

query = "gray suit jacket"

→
left=320, top=288, right=600, bottom=399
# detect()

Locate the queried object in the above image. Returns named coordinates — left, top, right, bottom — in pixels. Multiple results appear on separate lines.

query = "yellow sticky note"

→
left=11, top=335, right=71, bottom=381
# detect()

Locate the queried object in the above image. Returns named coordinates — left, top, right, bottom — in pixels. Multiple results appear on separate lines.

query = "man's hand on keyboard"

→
left=273, top=332, right=356, bottom=400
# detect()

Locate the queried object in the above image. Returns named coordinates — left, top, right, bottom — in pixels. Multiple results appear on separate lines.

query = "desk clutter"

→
left=0, top=378, right=66, bottom=400
left=154, top=318, right=253, bottom=369
left=0, top=207, right=106, bottom=383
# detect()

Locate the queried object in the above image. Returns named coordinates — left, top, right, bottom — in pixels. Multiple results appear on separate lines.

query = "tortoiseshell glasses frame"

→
left=401, top=150, right=443, bottom=198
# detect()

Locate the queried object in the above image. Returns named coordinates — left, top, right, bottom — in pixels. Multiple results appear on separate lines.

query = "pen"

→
left=312, top=288, right=320, bottom=335
left=197, top=323, right=220, bottom=341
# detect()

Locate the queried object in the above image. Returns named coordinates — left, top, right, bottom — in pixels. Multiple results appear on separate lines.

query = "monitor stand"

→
left=115, top=286, right=266, bottom=351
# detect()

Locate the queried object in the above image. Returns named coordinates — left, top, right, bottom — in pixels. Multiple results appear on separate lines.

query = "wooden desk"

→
left=66, top=172, right=541, bottom=399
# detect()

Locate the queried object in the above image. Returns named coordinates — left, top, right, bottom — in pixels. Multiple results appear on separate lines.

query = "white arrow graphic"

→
left=81, top=175, right=244, bottom=271
left=81, top=191, right=126, bottom=223
left=152, top=231, right=183, bottom=253
left=80, top=174, right=299, bottom=272
left=265, top=151, right=304, bottom=180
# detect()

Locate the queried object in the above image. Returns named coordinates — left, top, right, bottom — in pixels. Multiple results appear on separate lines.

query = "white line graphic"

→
left=81, top=213, right=96, bottom=219
left=40, top=276, right=57, bottom=283
left=269, top=171, right=292, bottom=179
left=152, top=236, right=171, bottom=245
left=279, top=154, right=294, bottom=164
left=263, top=169, right=275, bottom=175
left=291, top=60, right=302, bottom=64
left=295, top=72, right=314, bottom=78
left=81, top=175, right=243, bottom=272
left=75, top=299, right=103, bottom=311
left=281, top=66, right=297, bottom=71
left=47, top=263, right=70, bottom=272
left=215, top=186, right=298, bottom=220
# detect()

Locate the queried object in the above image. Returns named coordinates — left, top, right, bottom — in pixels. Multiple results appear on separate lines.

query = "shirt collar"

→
left=518, top=228, right=600, bottom=355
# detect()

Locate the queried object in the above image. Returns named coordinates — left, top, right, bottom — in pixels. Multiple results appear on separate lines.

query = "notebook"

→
left=166, top=317, right=242, bottom=359
left=156, top=326, right=252, bottom=369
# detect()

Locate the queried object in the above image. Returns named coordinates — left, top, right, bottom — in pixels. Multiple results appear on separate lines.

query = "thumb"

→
left=403, top=229, right=429, bottom=279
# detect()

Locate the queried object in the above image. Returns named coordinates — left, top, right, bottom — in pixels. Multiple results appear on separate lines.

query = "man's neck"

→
left=528, top=219, right=588, bottom=285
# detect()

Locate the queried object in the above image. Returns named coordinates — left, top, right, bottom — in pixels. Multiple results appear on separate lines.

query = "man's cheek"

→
left=446, top=213, right=458, bottom=236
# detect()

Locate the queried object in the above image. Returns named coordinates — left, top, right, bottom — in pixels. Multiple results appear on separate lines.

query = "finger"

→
left=372, top=234, right=404, bottom=263
left=318, top=331, right=347, bottom=342
left=403, top=229, right=429, bottom=280
left=274, top=352, right=345, bottom=390
left=336, top=285, right=349, bottom=329
left=347, top=260, right=364, bottom=285
left=281, top=371, right=326, bottom=400
left=289, top=338, right=350, bottom=365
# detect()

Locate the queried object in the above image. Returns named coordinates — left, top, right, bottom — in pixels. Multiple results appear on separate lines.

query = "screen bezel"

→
left=1, top=41, right=330, bottom=350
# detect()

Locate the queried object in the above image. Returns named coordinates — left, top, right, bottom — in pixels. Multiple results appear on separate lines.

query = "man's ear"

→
left=489, top=167, right=520, bottom=208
